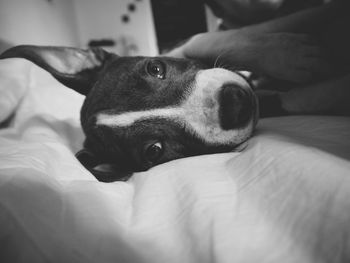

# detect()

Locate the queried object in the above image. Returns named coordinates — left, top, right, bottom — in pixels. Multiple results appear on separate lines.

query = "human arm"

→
left=166, top=3, right=342, bottom=82
left=167, top=29, right=329, bottom=83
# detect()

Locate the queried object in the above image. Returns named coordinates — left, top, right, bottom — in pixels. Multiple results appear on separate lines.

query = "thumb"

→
left=162, top=46, right=186, bottom=58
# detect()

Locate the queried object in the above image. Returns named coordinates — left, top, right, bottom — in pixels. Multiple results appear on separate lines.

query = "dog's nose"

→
left=219, top=83, right=253, bottom=130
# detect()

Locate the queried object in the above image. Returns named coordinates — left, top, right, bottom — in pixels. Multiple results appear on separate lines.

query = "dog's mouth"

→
left=76, top=149, right=132, bottom=182
left=218, top=83, right=254, bottom=130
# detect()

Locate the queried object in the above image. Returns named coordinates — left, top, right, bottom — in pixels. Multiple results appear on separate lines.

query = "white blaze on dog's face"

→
left=96, top=68, right=257, bottom=146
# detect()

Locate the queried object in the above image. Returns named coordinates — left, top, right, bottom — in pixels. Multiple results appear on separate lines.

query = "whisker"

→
left=213, top=51, right=225, bottom=68
left=212, top=50, right=238, bottom=72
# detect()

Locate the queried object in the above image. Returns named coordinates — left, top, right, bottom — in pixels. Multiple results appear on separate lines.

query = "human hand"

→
left=164, top=32, right=220, bottom=63
left=165, top=44, right=187, bottom=59
left=254, top=33, right=331, bottom=83
left=166, top=31, right=332, bottom=84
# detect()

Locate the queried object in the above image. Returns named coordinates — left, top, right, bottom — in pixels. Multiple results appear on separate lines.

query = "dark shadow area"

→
left=150, top=0, right=207, bottom=53
left=255, top=115, right=350, bottom=162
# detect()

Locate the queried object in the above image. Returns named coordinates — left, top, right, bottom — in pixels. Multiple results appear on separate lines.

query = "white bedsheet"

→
left=0, top=60, right=350, bottom=263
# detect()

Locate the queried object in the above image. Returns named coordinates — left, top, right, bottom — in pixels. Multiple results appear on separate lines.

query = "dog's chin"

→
left=219, top=84, right=256, bottom=130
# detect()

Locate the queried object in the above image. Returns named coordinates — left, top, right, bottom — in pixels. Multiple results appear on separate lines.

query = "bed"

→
left=1, top=59, right=350, bottom=263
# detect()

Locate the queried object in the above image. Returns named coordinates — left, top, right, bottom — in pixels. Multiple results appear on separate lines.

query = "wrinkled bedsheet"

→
left=0, top=60, right=350, bottom=263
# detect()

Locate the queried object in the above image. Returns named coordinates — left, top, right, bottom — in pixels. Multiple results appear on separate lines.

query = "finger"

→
left=297, top=58, right=332, bottom=74
left=303, top=47, right=323, bottom=57
left=163, top=47, right=186, bottom=58
left=289, top=33, right=317, bottom=45
left=272, top=68, right=312, bottom=83
left=288, top=70, right=314, bottom=84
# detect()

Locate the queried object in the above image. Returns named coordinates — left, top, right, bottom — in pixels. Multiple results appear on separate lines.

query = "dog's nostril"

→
left=219, top=84, right=252, bottom=130
left=234, top=89, right=245, bottom=99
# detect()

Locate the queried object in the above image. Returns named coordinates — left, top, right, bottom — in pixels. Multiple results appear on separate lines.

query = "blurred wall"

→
left=0, top=0, right=79, bottom=48
left=73, top=0, right=158, bottom=56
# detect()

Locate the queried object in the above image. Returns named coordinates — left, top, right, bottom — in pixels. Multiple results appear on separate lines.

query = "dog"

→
left=0, top=46, right=259, bottom=182
left=1, top=2, right=349, bottom=182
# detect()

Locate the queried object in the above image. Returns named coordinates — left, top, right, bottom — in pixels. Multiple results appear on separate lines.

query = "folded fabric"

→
left=1, top=56, right=350, bottom=263
left=0, top=59, right=32, bottom=123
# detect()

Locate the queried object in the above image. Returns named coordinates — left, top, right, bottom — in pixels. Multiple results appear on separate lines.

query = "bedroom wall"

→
left=73, top=0, right=158, bottom=56
left=0, top=0, right=79, bottom=49
left=0, top=0, right=208, bottom=56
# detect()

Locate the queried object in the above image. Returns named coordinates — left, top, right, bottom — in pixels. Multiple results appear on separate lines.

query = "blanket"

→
left=0, top=59, right=350, bottom=263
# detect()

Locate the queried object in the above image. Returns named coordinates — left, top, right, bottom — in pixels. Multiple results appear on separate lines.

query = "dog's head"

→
left=0, top=46, right=258, bottom=181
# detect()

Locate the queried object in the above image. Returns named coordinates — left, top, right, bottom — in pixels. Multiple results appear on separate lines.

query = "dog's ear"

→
left=76, top=149, right=132, bottom=182
left=0, top=45, right=112, bottom=95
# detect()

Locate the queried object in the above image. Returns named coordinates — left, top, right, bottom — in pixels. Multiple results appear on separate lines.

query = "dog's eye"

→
left=143, top=141, right=163, bottom=163
left=147, top=60, right=165, bottom=79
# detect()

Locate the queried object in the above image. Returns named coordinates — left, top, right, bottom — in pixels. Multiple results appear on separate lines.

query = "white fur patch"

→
left=96, top=68, right=257, bottom=146
left=97, top=108, right=184, bottom=127
left=181, top=68, right=256, bottom=145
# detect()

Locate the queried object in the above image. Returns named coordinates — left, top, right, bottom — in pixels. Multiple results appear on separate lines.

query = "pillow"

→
left=0, top=59, right=32, bottom=123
